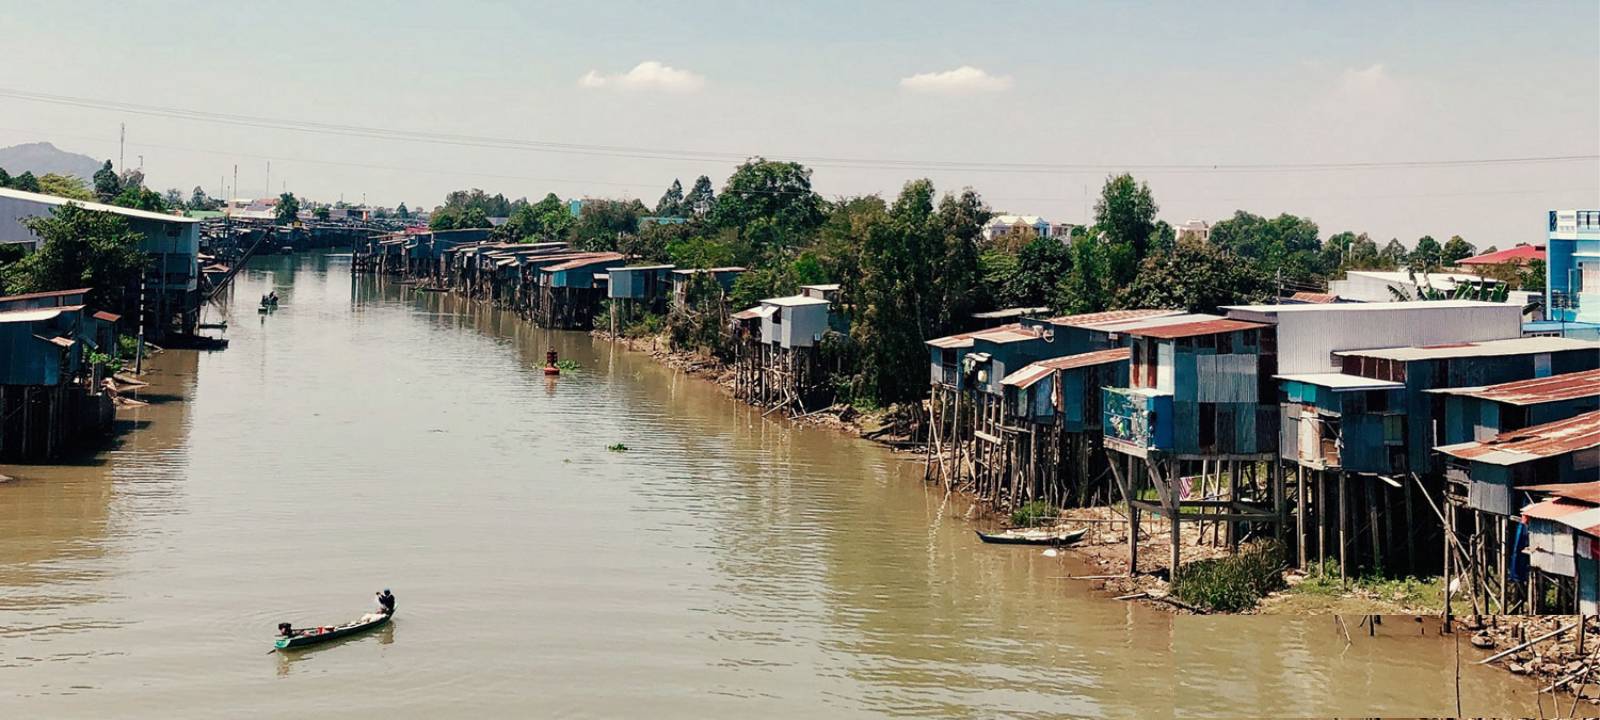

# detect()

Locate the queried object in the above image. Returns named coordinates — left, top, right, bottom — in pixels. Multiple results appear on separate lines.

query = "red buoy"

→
left=543, top=348, right=560, bottom=376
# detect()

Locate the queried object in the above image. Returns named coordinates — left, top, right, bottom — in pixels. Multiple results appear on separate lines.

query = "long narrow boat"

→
left=975, top=527, right=1087, bottom=546
left=273, top=612, right=391, bottom=651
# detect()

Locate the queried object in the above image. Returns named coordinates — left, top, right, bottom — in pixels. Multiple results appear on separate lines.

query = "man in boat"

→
left=278, top=622, right=297, bottom=637
left=376, top=589, right=395, bottom=616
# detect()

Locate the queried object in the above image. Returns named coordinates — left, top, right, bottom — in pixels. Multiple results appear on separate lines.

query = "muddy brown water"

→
left=1, top=254, right=1537, bottom=718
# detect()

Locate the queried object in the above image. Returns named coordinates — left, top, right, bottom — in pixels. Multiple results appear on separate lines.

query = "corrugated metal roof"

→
left=92, top=310, right=121, bottom=322
left=542, top=253, right=627, bottom=272
left=1223, top=299, right=1508, bottom=314
left=608, top=264, right=676, bottom=272
left=1460, top=244, right=1545, bottom=266
left=0, top=187, right=199, bottom=224
left=1520, top=482, right=1600, bottom=504
left=1334, top=336, right=1599, bottom=362
left=1289, top=291, right=1340, bottom=304
left=732, top=305, right=776, bottom=320
left=0, top=305, right=84, bottom=323
left=973, top=325, right=1046, bottom=344
left=1436, top=410, right=1600, bottom=466
left=1044, top=308, right=1184, bottom=328
left=1125, top=318, right=1269, bottom=339
left=1275, top=372, right=1405, bottom=391
left=1523, top=495, right=1600, bottom=536
left=672, top=266, right=746, bottom=275
left=0, top=287, right=92, bottom=303
left=973, top=306, right=1050, bottom=320
left=761, top=295, right=830, bottom=308
left=1427, top=369, right=1600, bottom=406
left=800, top=283, right=840, bottom=291
left=1000, top=348, right=1131, bottom=389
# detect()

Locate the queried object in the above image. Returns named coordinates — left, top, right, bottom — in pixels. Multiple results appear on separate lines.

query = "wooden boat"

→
left=273, top=612, right=391, bottom=651
left=975, top=527, right=1087, bottom=546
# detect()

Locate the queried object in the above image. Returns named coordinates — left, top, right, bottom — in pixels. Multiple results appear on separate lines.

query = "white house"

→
left=982, top=215, right=1077, bottom=243
left=759, top=295, right=831, bottom=349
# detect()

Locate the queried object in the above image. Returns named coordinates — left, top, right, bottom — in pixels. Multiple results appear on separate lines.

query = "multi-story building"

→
left=1546, top=209, right=1600, bottom=327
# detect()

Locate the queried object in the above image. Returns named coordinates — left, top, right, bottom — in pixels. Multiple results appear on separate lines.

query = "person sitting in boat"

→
left=376, top=589, right=395, bottom=616
left=278, top=622, right=296, bottom=637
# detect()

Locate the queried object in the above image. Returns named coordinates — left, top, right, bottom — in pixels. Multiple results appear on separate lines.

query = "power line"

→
left=1, top=87, right=1595, bottom=176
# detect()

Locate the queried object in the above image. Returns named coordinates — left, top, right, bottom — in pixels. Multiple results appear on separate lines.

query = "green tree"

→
left=684, top=175, right=715, bottom=216
left=1520, top=259, right=1546, bottom=292
left=1093, top=173, right=1159, bottom=260
left=569, top=199, right=645, bottom=251
left=1119, top=238, right=1271, bottom=312
left=1441, top=235, right=1476, bottom=266
left=275, top=192, right=300, bottom=224
left=1057, top=230, right=1134, bottom=314
left=1345, top=232, right=1382, bottom=270
left=460, top=206, right=490, bottom=229
left=37, top=173, right=94, bottom=201
left=13, top=171, right=40, bottom=192
left=655, top=178, right=685, bottom=216
left=1409, top=235, right=1442, bottom=270
left=395, top=202, right=410, bottom=219
left=113, top=186, right=169, bottom=212
left=0, top=167, right=11, bottom=188
left=429, top=207, right=460, bottom=231
left=313, top=206, right=331, bottom=220
left=93, top=160, right=121, bottom=201
left=6, top=203, right=146, bottom=314
left=1209, top=210, right=1324, bottom=280
left=189, top=185, right=217, bottom=211
left=163, top=188, right=185, bottom=210
left=1378, top=238, right=1408, bottom=268
left=710, top=158, right=824, bottom=246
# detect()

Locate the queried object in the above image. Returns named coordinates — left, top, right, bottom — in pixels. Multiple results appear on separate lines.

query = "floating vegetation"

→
left=554, top=359, right=580, bottom=372
left=607, top=443, right=629, bottom=452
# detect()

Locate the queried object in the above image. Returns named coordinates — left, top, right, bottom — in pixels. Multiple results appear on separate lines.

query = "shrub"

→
left=1170, top=541, right=1287, bottom=612
left=1010, top=500, right=1058, bottom=528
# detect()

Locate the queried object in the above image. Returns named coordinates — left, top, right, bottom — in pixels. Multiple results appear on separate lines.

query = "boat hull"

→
left=273, top=612, right=391, bottom=650
left=975, top=528, right=1087, bottom=546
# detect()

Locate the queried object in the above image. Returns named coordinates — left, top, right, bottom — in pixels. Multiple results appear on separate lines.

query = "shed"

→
left=607, top=264, right=676, bottom=300
left=671, top=267, right=745, bottom=308
left=1000, top=347, right=1129, bottom=432
left=1437, top=410, right=1600, bottom=516
left=1521, top=483, right=1600, bottom=613
left=759, top=295, right=831, bottom=349
left=1275, top=372, right=1406, bottom=473
left=1429, top=369, right=1600, bottom=445
left=1102, top=315, right=1276, bottom=457
left=0, top=305, right=87, bottom=386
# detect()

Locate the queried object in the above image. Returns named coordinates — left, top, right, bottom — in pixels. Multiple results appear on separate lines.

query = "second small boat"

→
left=975, top=527, right=1087, bottom=546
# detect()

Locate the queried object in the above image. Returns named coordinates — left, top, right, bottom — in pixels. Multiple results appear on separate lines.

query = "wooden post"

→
left=1296, top=464, right=1307, bottom=569
left=1317, top=470, right=1327, bottom=574
left=1444, top=501, right=1454, bottom=629
left=1404, top=477, right=1417, bottom=574
left=1366, top=478, right=1382, bottom=575
left=1338, top=471, right=1349, bottom=585
left=1228, top=461, right=1241, bottom=554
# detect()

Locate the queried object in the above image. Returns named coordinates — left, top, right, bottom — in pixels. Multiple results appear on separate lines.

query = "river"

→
left=1, top=254, right=1535, bottom=718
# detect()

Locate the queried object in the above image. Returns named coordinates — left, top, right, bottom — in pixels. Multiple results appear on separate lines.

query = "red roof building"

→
left=1458, top=243, right=1545, bottom=267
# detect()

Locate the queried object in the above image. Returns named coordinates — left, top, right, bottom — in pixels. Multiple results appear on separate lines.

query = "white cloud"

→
left=899, top=66, right=1014, bottom=94
left=1339, top=63, right=1391, bottom=93
left=578, top=61, right=706, bottom=93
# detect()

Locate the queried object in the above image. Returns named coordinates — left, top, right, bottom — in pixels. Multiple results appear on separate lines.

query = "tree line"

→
left=419, top=160, right=1540, bottom=408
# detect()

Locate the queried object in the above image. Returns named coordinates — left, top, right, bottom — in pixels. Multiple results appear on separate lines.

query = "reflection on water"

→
left=0, top=254, right=1535, bottom=717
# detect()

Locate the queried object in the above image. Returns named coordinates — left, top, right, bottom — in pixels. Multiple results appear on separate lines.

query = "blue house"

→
left=1546, top=209, right=1600, bottom=329
left=607, top=264, right=675, bottom=302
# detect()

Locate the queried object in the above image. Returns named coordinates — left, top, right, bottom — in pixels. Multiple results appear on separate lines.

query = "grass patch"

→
left=1279, top=560, right=1451, bottom=613
left=1171, top=541, right=1288, bottom=612
left=1010, top=501, right=1058, bottom=528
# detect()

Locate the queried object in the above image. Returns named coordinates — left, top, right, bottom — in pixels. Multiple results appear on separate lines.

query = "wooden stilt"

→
left=1296, top=464, right=1307, bottom=569
left=1338, top=471, right=1348, bottom=585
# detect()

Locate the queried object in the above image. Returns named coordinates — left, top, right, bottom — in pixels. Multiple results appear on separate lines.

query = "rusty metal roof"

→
left=1001, top=348, right=1131, bottom=389
left=91, top=310, right=121, bottom=323
left=1436, top=410, right=1600, bottom=466
left=1428, top=369, right=1600, bottom=406
left=1124, top=318, right=1269, bottom=339
left=1519, top=482, right=1600, bottom=504
left=1523, top=491, right=1600, bottom=536
left=1044, top=308, right=1184, bottom=328
left=1289, top=291, right=1340, bottom=304
left=927, top=323, right=1021, bottom=349
left=542, top=253, right=627, bottom=272
left=0, top=287, right=92, bottom=304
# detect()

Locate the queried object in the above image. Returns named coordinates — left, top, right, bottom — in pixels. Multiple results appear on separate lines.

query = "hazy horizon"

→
left=3, top=1, right=1596, bottom=246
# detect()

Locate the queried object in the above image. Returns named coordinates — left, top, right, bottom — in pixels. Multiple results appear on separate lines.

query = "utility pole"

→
left=119, top=122, right=125, bottom=171
left=266, top=161, right=271, bottom=199
left=233, top=164, right=238, bottom=203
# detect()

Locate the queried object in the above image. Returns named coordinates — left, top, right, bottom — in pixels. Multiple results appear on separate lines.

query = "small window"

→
left=1196, top=334, right=1215, bottom=350
left=772, top=308, right=782, bottom=325
left=1366, top=390, right=1388, bottom=413
left=1216, top=332, right=1232, bottom=354
left=1198, top=403, right=1217, bottom=450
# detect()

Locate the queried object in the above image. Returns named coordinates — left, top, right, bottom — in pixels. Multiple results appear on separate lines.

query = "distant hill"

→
left=0, top=142, right=106, bottom=181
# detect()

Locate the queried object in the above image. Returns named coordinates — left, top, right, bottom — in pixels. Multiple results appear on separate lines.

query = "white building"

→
left=1221, top=300, right=1525, bottom=374
left=982, top=215, right=1077, bottom=243
left=1175, top=219, right=1211, bottom=244
left=759, top=295, right=831, bottom=349
left=1328, top=270, right=1497, bottom=303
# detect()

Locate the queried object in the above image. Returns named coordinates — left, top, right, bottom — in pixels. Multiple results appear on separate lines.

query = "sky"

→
left=1, top=1, right=1596, bottom=246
